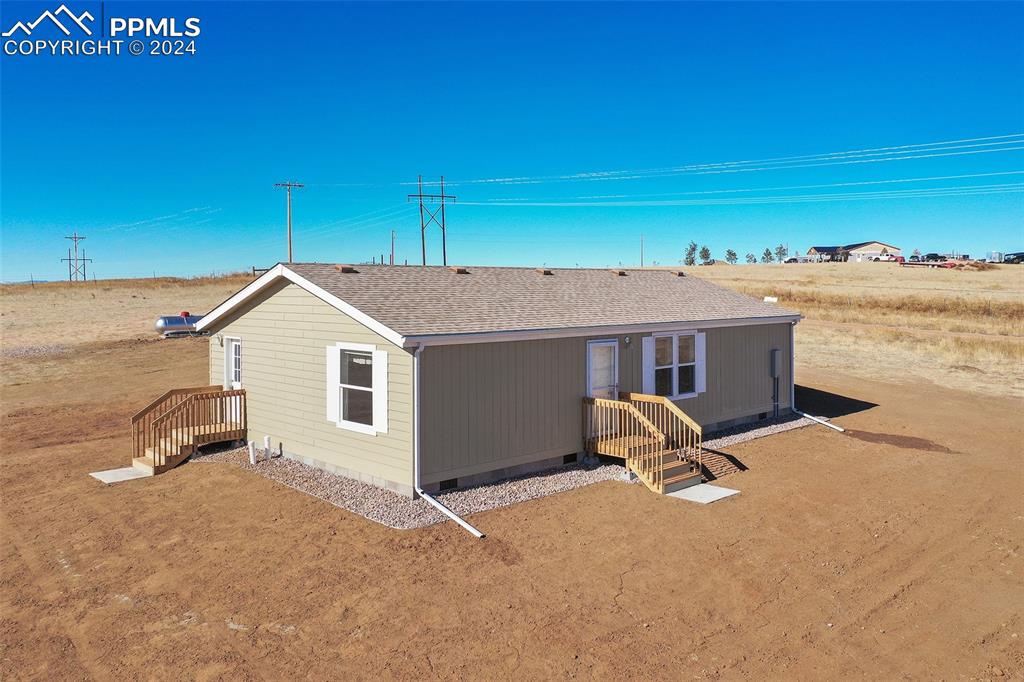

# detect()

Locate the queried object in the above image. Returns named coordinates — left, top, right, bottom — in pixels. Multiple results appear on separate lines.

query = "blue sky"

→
left=1, top=1, right=1022, bottom=280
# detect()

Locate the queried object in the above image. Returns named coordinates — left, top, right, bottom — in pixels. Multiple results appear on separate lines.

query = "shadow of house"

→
left=795, top=385, right=877, bottom=419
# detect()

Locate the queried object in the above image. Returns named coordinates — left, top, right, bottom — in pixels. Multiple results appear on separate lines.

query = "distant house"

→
left=807, top=241, right=901, bottom=262
left=132, top=264, right=800, bottom=501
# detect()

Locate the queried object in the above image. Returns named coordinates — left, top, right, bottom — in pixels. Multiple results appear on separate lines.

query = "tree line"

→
left=683, top=241, right=792, bottom=265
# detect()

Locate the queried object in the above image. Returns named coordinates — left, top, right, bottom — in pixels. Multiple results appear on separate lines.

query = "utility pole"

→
left=62, top=248, right=73, bottom=281
left=407, top=175, right=456, bottom=266
left=61, top=232, right=92, bottom=281
left=274, top=181, right=304, bottom=262
left=66, top=231, right=84, bottom=280
left=390, top=230, right=396, bottom=266
left=81, top=250, right=92, bottom=279
left=640, top=234, right=645, bottom=268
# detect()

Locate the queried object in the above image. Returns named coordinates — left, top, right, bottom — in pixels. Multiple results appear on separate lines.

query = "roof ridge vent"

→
left=334, top=264, right=359, bottom=274
left=536, top=268, right=554, bottom=275
left=448, top=266, right=470, bottom=274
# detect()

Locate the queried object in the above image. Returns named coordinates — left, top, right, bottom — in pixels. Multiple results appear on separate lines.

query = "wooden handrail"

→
left=585, top=397, right=663, bottom=439
left=151, top=389, right=244, bottom=428
left=619, top=392, right=703, bottom=435
left=131, top=385, right=221, bottom=423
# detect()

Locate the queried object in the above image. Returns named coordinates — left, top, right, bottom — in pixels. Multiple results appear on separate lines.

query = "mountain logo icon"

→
left=3, top=4, right=95, bottom=37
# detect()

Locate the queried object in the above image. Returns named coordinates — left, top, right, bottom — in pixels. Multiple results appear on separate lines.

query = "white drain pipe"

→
left=794, top=409, right=845, bottom=432
left=412, top=344, right=485, bottom=539
left=790, top=321, right=846, bottom=433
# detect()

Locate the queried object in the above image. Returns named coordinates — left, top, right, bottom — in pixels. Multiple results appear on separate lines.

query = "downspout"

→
left=789, top=320, right=846, bottom=433
left=412, top=344, right=485, bottom=538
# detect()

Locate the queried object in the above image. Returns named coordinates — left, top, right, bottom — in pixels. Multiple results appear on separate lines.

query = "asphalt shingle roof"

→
left=285, top=263, right=798, bottom=338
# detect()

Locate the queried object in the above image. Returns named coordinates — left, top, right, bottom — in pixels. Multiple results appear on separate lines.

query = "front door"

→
left=225, top=338, right=242, bottom=389
left=587, top=340, right=619, bottom=399
left=224, top=338, right=242, bottom=425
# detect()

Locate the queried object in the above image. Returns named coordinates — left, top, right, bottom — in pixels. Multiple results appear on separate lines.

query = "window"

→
left=340, top=350, right=373, bottom=426
left=326, top=342, right=388, bottom=435
left=644, top=332, right=705, bottom=399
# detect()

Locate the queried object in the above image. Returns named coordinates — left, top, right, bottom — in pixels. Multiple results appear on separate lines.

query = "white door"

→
left=224, top=338, right=242, bottom=425
left=225, top=338, right=242, bottom=389
left=587, top=340, right=619, bottom=399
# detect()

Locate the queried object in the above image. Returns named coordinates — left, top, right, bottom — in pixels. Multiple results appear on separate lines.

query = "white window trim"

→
left=653, top=331, right=697, bottom=400
left=651, top=331, right=705, bottom=400
left=326, top=341, right=389, bottom=436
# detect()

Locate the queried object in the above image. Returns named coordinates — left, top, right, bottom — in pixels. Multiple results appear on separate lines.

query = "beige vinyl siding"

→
left=208, top=281, right=413, bottom=488
left=419, top=323, right=792, bottom=483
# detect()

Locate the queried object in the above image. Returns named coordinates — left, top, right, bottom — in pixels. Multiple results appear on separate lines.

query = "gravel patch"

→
left=2, top=343, right=71, bottom=359
left=703, top=414, right=816, bottom=450
left=193, top=448, right=626, bottom=530
left=191, top=413, right=821, bottom=530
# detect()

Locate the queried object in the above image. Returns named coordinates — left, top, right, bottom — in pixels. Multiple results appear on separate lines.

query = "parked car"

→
left=909, top=254, right=920, bottom=262
left=924, top=253, right=947, bottom=263
left=872, top=253, right=899, bottom=262
left=1004, top=252, right=1024, bottom=264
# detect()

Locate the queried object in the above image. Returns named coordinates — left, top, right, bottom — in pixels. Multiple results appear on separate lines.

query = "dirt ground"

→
left=2, top=284, right=1023, bottom=678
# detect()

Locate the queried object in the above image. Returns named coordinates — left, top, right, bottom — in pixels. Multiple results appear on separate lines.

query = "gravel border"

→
left=192, top=413, right=816, bottom=530
left=193, top=448, right=627, bottom=530
left=703, top=414, right=815, bottom=450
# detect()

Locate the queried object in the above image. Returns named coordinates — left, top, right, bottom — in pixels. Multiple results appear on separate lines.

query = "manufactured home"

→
left=130, top=264, right=800, bottom=497
left=807, top=241, right=902, bottom=262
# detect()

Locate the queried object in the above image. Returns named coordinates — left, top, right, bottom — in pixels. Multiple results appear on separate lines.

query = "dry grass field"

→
left=1, top=266, right=1022, bottom=679
left=0, top=275, right=250, bottom=352
left=687, top=262, right=1024, bottom=398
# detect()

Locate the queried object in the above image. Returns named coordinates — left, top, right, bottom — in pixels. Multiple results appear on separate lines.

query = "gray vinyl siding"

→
left=205, top=278, right=791, bottom=489
left=418, top=323, right=792, bottom=483
left=208, top=281, right=414, bottom=488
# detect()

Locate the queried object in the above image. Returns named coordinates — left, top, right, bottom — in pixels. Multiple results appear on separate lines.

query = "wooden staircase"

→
left=131, top=386, right=247, bottom=475
left=583, top=393, right=703, bottom=494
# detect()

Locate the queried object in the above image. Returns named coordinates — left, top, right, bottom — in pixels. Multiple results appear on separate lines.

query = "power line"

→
left=274, top=181, right=304, bottom=262
left=476, top=170, right=1024, bottom=203
left=281, top=133, right=1024, bottom=192
left=454, top=145, right=1024, bottom=187
left=407, top=175, right=456, bottom=266
left=457, top=182, right=1024, bottom=208
left=440, top=133, right=1024, bottom=186
left=238, top=204, right=415, bottom=253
